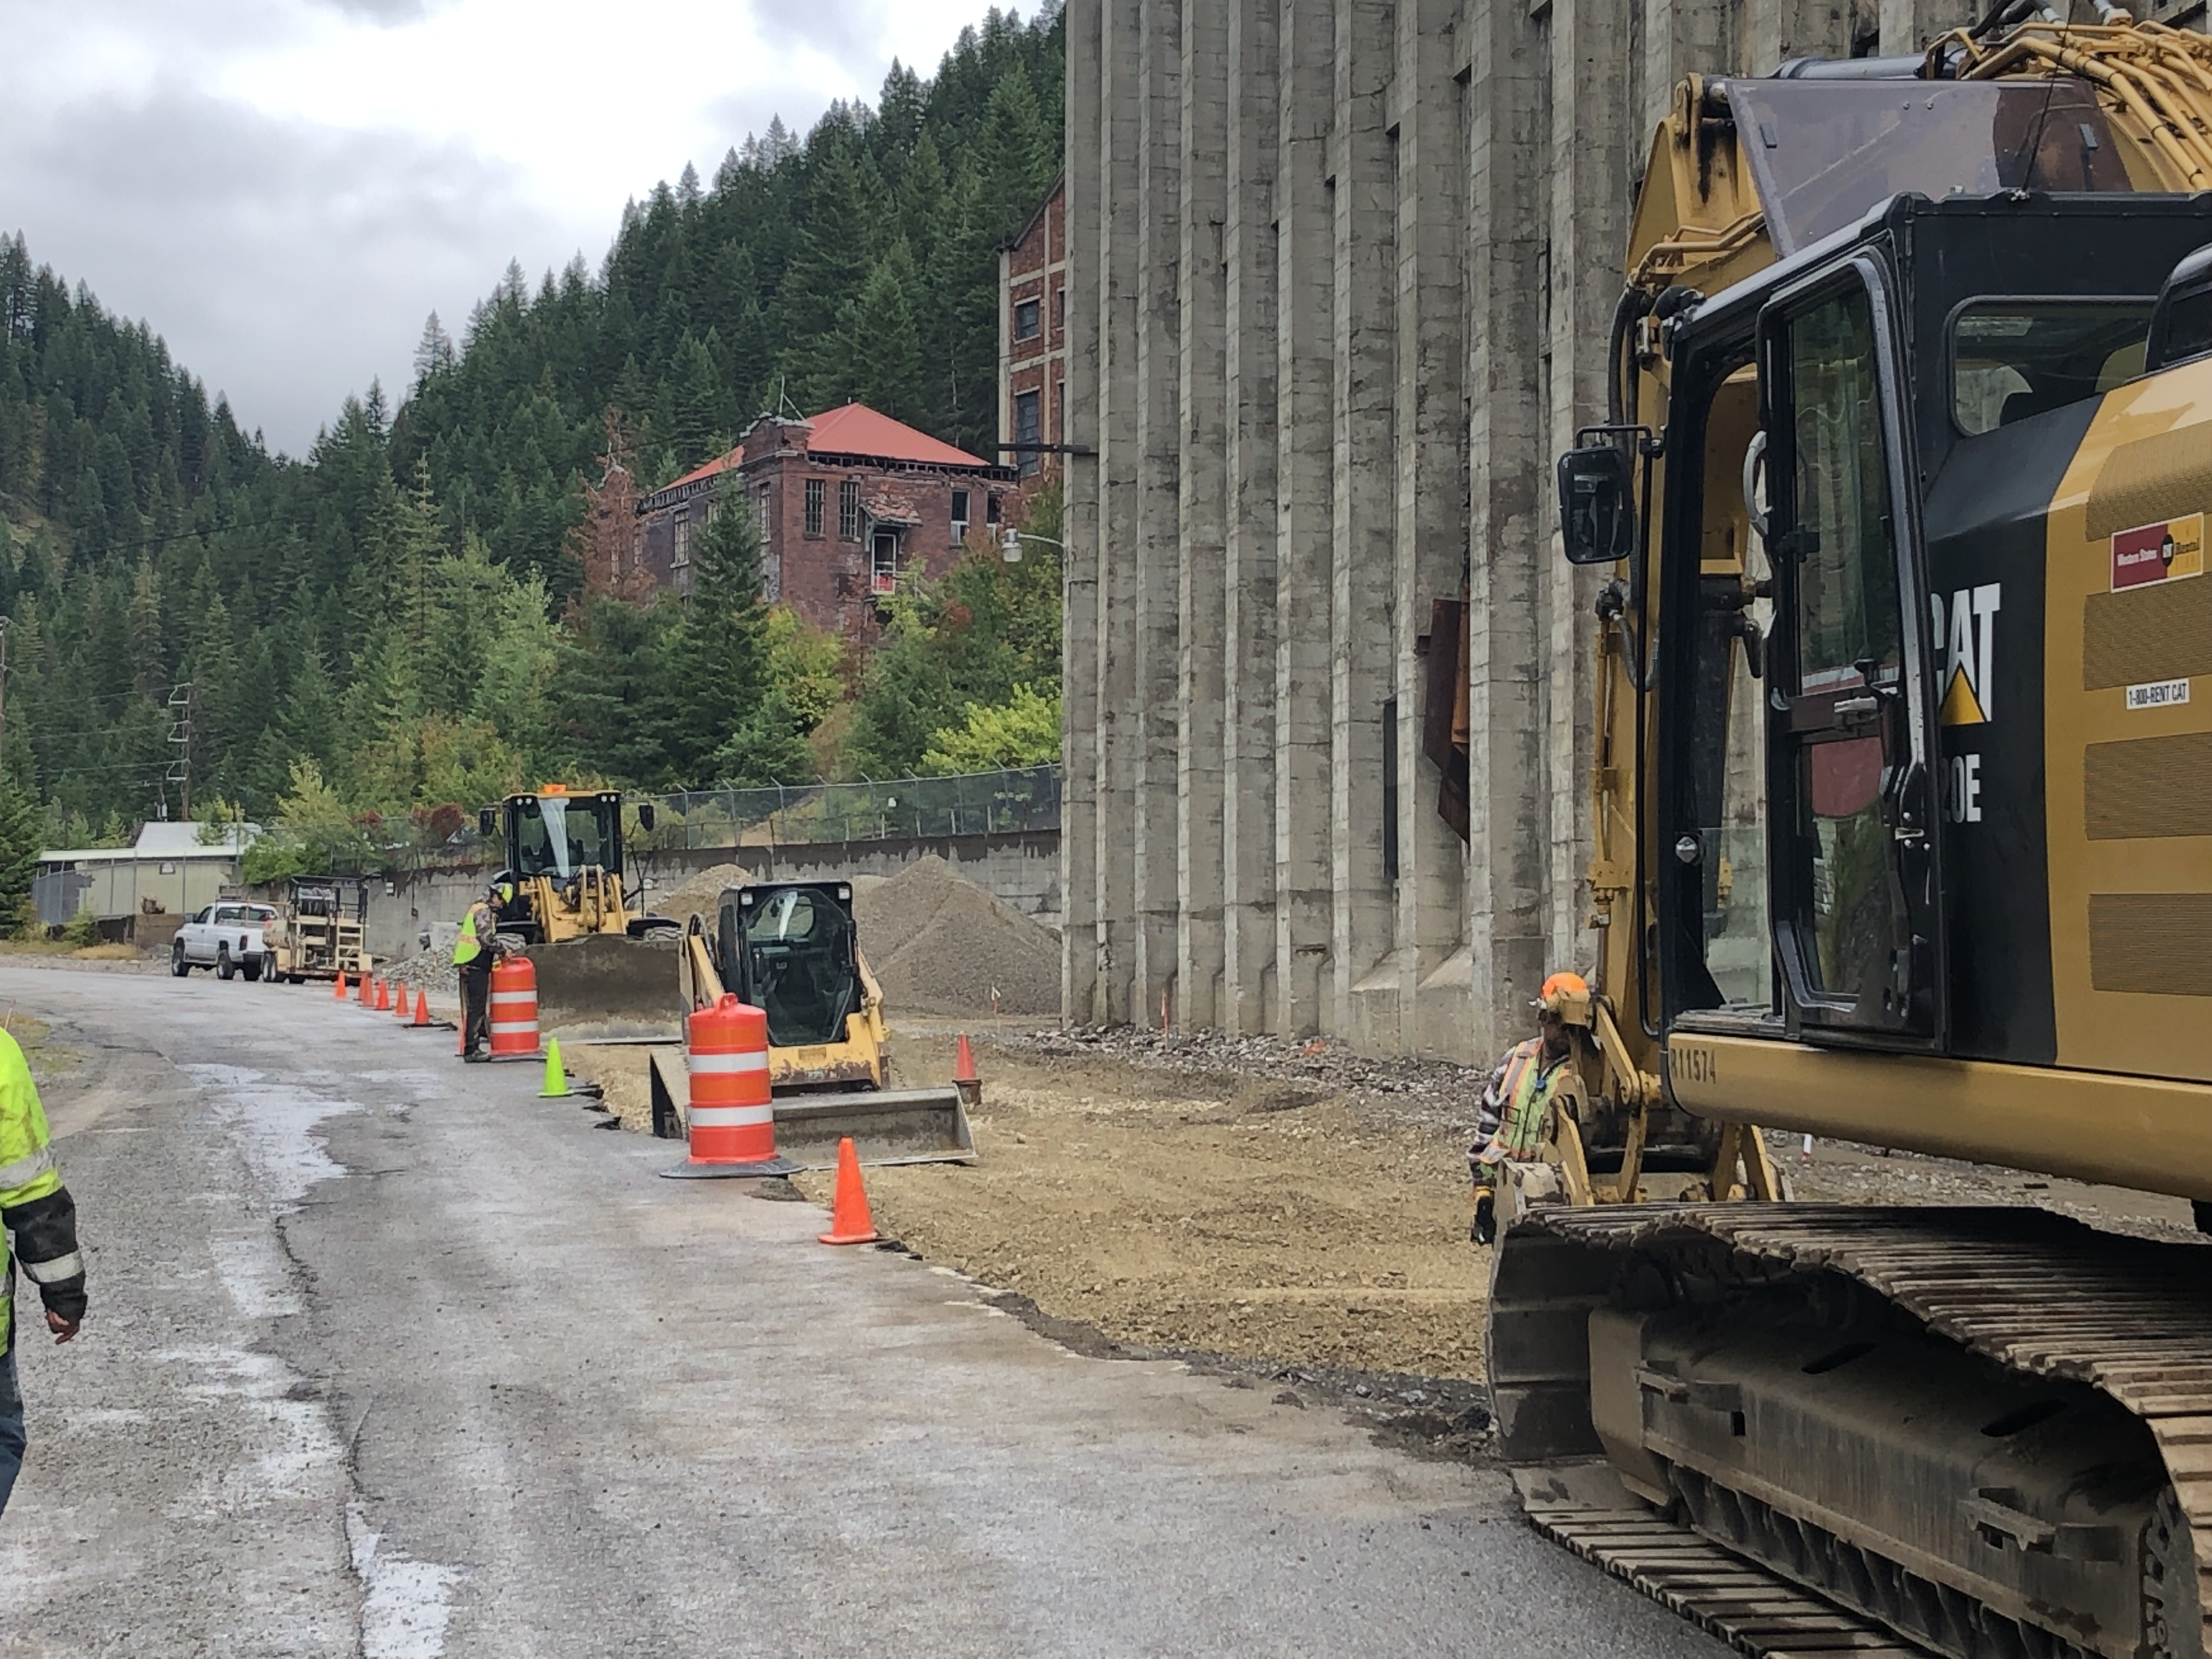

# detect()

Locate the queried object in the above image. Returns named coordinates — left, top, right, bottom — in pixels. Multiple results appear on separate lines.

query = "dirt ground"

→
left=555, top=1010, right=2212, bottom=1408
left=566, top=1019, right=1494, bottom=1384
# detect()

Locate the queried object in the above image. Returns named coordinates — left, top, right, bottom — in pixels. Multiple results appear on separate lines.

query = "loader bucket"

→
left=529, top=932, right=682, bottom=1039
left=647, top=1047, right=974, bottom=1169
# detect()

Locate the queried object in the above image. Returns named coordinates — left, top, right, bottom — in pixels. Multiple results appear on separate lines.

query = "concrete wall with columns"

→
left=1058, top=0, right=1979, bottom=1062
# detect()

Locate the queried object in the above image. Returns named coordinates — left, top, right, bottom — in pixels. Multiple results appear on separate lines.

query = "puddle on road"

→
left=183, top=1062, right=360, bottom=1205
left=172, top=1062, right=467, bottom=1649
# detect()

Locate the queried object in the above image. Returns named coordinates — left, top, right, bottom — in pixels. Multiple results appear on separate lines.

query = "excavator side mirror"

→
left=477, top=808, right=496, bottom=838
left=2147, top=242, right=2212, bottom=373
left=636, top=803, right=656, bottom=833
left=1556, top=444, right=1637, bottom=565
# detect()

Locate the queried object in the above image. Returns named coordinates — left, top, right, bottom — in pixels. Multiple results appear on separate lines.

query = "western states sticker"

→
left=2126, top=678, right=2191, bottom=710
left=2112, top=513, right=2205, bottom=591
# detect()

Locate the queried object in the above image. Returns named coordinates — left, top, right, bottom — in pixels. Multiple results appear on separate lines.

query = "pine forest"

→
left=0, top=5, right=1065, bottom=887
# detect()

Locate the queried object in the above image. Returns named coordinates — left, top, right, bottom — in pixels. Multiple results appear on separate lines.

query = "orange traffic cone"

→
left=374, top=979, right=391, bottom=1012
left=818, top=1136, right=880, bottom=1245
left=333, top=971, right=347, bottom=1000
left=953, top=1032, right=981, bottom=1107
left=358, top=972, right=373, bottom=1006
left=393, top=979, right=413, bottom=1019
left=411, top=989, right=431, bottom=1028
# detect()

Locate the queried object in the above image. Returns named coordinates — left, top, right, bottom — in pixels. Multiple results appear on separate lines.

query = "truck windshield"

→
left=514, top=797, right=618, bottom=878
left=1951, top=300, right=2152, bottom=436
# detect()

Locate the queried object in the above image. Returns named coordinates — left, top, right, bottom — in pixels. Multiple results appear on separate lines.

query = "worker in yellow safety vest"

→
left=0, top=1026, right=87, bottom=1519
left=454, top=881, right=515, bottom=1062
left=1468, top=970, right=1589, bottom=1246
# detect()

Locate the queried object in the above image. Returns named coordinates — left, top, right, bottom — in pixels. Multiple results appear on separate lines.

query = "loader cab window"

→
left=1950, top=300, right=2152, bottom=436
left=512, top=795, right=619, bottom=879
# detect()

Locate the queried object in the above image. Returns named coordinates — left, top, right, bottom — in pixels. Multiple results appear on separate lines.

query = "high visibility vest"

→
left=0, top=1030, right=67, bottom=1354
left=453, top=905, right=484, bottom=966
left=1493, top=1037, right=1562, bottom=1160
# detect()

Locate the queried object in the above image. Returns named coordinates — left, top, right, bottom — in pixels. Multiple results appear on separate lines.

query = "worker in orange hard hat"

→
left=1468, top=971, right=1590, bottom=1245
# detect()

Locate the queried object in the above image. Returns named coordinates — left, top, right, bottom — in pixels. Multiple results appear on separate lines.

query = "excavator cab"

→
left=717, top=882, right=862, bottom=1050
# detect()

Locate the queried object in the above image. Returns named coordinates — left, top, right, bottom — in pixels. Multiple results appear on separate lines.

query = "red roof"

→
left=654, top=403, right=990, bottom=499
left=804, top=403, right=989, bottom=468
left=663, top=450, right=741, bottom=492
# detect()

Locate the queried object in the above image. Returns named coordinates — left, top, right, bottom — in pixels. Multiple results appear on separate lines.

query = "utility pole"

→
left=166, top=681, right=193, bottom=821
left=0, top=616, right=13, bottom=775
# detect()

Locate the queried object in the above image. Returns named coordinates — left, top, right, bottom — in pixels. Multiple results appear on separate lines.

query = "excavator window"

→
left=1763, top=267, right=1935, bottom=1035
left=1950, top=300, right=2151, bottom=437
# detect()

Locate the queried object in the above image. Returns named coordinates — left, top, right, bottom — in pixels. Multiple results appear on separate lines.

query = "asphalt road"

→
left=0, top=963, right=1727, bottom=1658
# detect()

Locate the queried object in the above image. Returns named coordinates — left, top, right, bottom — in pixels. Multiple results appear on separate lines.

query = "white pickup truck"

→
left=171, top=901, right=276, bottom=981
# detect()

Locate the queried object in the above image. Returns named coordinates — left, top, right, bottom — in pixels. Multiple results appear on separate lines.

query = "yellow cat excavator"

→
left=1494, top=20, right=2212, bottom=1658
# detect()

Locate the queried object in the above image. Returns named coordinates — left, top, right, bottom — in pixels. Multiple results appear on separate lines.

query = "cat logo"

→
left=1932, top=583, right=2001, bottom=727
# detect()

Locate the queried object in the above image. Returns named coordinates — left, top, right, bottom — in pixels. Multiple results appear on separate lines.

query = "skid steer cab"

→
left=475, top=786, right=670, bottom=945
left=704, top=882, right=885, bottom=1091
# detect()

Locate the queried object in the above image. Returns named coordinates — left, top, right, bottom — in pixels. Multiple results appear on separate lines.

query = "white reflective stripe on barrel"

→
left=490, top=1020, right=537, bottom=1035
left=490, top=992, right=535, bottom=1007
left=687, top=1051, right=770, bottom=1075
left=687, top=1104, right=775, bottom=1128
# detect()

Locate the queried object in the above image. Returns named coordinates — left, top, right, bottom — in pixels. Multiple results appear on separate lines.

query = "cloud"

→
left=315, top=0, right=436, bottom=19
left=743, top=0, right=893, bottom=62
left=0, top=82, right=554, bottom=454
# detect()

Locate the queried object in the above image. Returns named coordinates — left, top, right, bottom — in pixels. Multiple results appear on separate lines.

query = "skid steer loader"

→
left=645, top=878, right=974, bottom=1170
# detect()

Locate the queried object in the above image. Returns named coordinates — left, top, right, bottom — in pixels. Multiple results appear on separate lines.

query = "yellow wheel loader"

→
left=646, top=878, right=974, bottom=1169
left=1488, top=20, right=2212, bottom=1659
left=475, top=786, right=679, bottom=1031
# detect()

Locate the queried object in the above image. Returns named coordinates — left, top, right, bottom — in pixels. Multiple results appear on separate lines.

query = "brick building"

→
left=998, top=173, right=1066, bottom=481
left=632, top=403, right=1014, bottom=642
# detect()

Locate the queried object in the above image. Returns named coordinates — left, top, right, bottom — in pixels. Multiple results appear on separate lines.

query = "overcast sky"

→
left=0, top=0, right=991, bottom=456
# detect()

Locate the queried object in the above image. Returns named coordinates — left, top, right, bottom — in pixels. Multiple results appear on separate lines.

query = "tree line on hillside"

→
left=0, top=4, right=1065, bottom=921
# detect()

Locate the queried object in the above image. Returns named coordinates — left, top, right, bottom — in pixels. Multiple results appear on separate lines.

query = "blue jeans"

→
left=0, top=1344, right=23, bottom=1519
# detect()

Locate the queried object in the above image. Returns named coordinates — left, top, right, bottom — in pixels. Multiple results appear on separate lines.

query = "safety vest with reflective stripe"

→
left=453, top=904, right=485, bottom=966
left=0, top=1029, right=64, bottom=1353
left=1492, top=1037, right=1566, bottom=1161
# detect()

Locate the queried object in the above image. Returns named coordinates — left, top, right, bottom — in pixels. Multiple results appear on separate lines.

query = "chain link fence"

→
left=295, top=765, right=1063, bottom=876
left=635, top=765, right=1062, bottom=853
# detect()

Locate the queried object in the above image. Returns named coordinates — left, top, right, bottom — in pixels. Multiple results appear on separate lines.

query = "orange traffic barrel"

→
left=662, top=992, right=795, bottom=1180
left=489, top=956, right=540, bottom=1058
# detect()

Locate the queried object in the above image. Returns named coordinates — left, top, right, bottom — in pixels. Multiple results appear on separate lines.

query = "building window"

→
left=870, top=531, right=899, bottom=595
left=673, top=508, right=693, bottom=568
left=755, top=484, right=771, bottom=544
left=1014, top=297, right=1041, bottom=341
left=804, top=477, right=825, bottom=538
left=1014, top=390, right=1041, bottom=477
left=1054, top=286, right=1064, bottom=331
left=986, top=493, right=1001, bottom=526
left=951, top=488, right=970, bottom=540
left=838, top=479, right=860, bottom=541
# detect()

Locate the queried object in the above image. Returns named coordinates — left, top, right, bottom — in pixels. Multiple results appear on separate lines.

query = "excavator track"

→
left=1492, top=1205, right=2212, bottom=1659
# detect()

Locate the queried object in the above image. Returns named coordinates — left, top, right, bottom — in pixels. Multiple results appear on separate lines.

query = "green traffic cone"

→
left=539, top=1036, right=569, bottom=1099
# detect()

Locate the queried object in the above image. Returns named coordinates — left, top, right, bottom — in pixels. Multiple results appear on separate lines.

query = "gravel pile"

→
left=379, top=951, right=459, bottom=996
left=854, top=855, right=1060, bottom=1017
left=1011, top=1023, right=1488, bottom=1130
left=647, top=862, right=747, bottom=924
